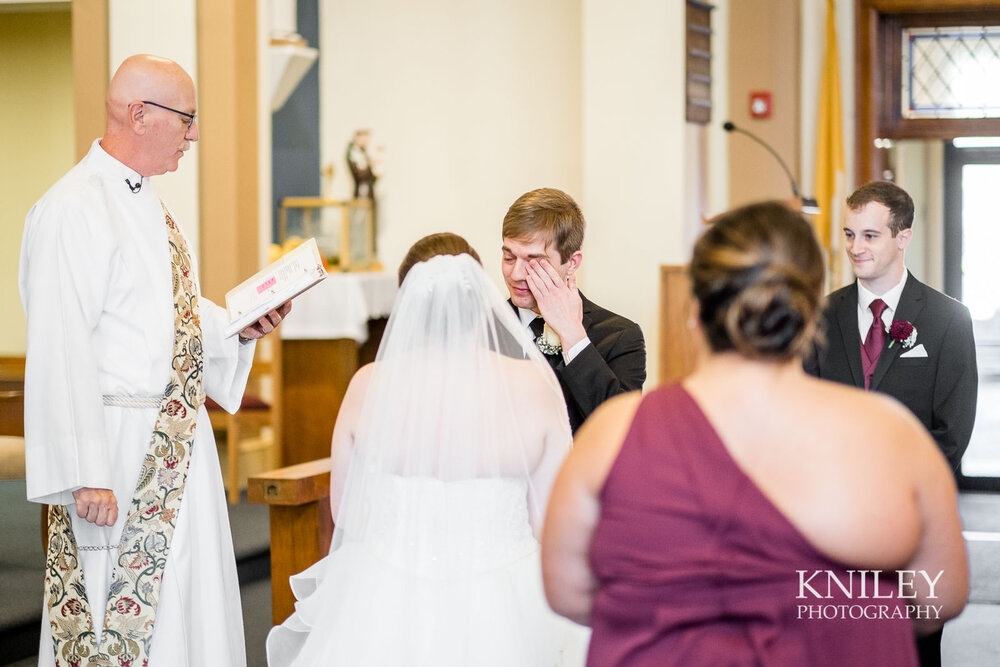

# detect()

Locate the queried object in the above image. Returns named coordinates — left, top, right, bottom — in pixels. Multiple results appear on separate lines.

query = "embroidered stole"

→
left=44, top=205, right=205, bottom=666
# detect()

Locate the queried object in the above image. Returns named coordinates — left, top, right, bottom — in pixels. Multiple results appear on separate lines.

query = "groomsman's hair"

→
left=846, top=181, right=914, bottom=236
left=398, top=232, right=481, bottom=285
left=502, top=188, right=585, bottom=263
left=689, top=201, right=825, bottom=362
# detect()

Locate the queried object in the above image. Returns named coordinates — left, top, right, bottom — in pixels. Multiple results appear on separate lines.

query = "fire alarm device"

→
left=749, top=91, right=772, bottom=119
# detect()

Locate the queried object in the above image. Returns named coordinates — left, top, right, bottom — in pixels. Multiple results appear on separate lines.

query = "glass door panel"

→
left=959, top=162, right=1000, bottom=479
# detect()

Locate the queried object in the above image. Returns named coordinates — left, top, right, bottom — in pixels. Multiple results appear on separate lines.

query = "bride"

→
left=267, top=233, right=585, bottom=666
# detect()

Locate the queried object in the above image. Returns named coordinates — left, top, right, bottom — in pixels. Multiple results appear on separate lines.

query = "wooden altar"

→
left=278, top=272, right=396, bottom=466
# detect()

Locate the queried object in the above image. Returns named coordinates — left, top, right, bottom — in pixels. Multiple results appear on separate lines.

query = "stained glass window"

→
left=902, top=26, right=1000, bottom=119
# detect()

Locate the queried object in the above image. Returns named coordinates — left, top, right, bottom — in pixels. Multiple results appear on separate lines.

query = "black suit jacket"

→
left=804, top=274, right=978, bottom=472
left=513, top=292, right=646, bottom=433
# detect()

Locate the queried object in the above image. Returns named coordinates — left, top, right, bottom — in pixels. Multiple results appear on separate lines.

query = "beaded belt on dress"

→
left=102, top=394, right=162, bottom=408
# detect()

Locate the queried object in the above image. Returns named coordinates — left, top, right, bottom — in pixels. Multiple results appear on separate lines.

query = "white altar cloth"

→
left=280, top=272, right=397, bottom=343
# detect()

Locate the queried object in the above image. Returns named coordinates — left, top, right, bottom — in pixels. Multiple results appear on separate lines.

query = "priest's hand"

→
left=238, top=300, right=292, bottom=342
left=72, top=487, right=118, bottom=526
left=525, top=259, right=586, bottom=350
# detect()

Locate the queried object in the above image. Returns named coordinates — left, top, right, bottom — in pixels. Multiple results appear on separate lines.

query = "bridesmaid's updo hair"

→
left=398, top=232, right=482, bottom=285
left=689, top=201, right=824, bottom=361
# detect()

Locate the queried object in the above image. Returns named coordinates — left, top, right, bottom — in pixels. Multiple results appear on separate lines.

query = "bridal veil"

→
left=267, top=253, right=579, bottom=666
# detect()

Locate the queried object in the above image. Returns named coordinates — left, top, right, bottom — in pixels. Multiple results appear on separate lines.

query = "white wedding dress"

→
left=266, top=254, right=588, bottom=666
left=268, top=475, right=583, bottom=666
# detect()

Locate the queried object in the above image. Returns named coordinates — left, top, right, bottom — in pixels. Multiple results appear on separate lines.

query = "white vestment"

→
left=19, top=139, right=254, bottom=667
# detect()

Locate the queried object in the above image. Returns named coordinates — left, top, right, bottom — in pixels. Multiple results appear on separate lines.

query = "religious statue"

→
left=346, top=129, right=376, bottom=200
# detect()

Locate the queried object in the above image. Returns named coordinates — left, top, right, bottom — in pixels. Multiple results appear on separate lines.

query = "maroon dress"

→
left=586, top=384, right=918, bottom=666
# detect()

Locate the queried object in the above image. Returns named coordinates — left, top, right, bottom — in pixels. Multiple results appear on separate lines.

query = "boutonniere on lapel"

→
left=535, top=323, right=563, bottom=356
left=887, top=320, right=917, bottom=349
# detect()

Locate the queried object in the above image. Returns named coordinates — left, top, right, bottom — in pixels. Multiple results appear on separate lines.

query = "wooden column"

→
left=72, top=0, right=109, bottom=161
left=248, top=458, right=334, bottom=624
left=196, top=0, right=260, bottom=303
left=659, top=266, right=704, bottom=384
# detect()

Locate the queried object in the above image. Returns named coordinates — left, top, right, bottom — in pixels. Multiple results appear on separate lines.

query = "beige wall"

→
left=318, top=0, right=704, bottom=387
left=0, top=7, right=74, bottom=355
left=581, top=0, right=692, bottom=387
left=893, top=140, right=944, bottom=291
left=318, top=0, right=584, bottom=287
left=3, top=1, right=720, bottom=384
left=727, top=0, right=801, bottom=208
left=0, top=2, right=202, bottom=355
left=109, top=0, right=200, bottom=261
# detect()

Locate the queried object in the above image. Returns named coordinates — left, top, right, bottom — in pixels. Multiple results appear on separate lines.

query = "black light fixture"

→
left=723, top=121, right=820, bottom=214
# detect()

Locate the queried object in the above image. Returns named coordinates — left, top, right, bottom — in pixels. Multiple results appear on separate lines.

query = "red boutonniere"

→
left=888, top=320, right=917, bottom=349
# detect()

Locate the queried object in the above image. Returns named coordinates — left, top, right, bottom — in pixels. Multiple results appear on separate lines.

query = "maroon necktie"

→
left=862, top=298, right=887, bottom=390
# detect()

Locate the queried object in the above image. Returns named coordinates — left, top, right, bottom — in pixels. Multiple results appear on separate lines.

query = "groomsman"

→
left=501, top=188, right=646, bottom=432
left=804, top=180, right=978, bottom=667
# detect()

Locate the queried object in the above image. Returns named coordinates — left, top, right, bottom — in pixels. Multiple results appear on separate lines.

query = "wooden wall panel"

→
left=659, top=266, right=704, bottom=384
left=726, top=0, right=801, bottom=207
left=72, top=0, right=109, bottom=160
left=196, top=0, right=260, bottom=304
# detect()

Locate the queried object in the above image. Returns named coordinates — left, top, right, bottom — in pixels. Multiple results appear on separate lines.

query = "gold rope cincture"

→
left=44, top=203, right=205, bottom=666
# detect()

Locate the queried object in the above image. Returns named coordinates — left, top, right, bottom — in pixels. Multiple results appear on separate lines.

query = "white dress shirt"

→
left=856, top=269, right=909, bottom=340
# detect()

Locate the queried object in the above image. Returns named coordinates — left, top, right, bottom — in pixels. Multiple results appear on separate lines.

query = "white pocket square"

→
left=900, top=344, right=927, bottom=358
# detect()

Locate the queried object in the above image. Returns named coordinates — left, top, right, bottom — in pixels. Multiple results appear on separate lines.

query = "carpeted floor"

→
left=943, top=493, right=1000, bottom=666
left=0, top=480, right=271, bottom=666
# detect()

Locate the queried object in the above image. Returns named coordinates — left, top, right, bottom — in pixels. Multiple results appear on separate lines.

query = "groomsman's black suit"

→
left=804, top=273, right=978, bottom=472
left=805, top=273, right=978, bottom=667
left=514, top=292, right=646, bottom=433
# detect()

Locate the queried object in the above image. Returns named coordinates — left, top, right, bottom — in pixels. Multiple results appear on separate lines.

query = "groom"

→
left=803, top=180, right=978, bottom=667
left=501, top=187, right=646, bottom=432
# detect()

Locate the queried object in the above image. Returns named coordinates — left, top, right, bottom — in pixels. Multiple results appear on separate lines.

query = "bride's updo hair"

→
left=398, top=232, right=482, bottom=285
left=689, top=201, right=824, bottom=361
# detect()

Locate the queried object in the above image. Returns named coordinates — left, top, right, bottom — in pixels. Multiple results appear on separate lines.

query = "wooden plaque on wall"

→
left=686, top=1, right=714, bottom=124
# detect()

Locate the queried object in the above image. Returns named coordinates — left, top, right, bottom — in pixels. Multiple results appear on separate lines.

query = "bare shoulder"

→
left=807, top=377, right=933, bottom=459
left=569, top=391, right=644, bottom=490
left=763, top=377, right=932, bottom=566
left=341, top=362, right=376, bottom=408
left=580, top=391, right=644, bottom=438
left=354, top=361, right=376, bottom=382
left=496, top=355, right=559, bottom=401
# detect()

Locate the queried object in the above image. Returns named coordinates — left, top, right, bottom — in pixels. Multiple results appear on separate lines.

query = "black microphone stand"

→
left=723, top=121, right=819, bottom=214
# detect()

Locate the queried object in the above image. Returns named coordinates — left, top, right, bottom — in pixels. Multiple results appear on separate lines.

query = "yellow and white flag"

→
left=814, top=0, right=848, bottom=286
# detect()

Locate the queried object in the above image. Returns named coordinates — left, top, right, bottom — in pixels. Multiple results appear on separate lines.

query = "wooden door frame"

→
left=855, top=0, right=1000, bottom=184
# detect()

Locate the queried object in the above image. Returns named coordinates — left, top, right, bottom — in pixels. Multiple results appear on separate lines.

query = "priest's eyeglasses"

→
left=141, top=100, right=197, bottom=129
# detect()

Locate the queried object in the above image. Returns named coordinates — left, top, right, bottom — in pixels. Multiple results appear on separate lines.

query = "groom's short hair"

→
left=846, top=181, right=914, bottom=236
left=502, top=188, right=585, bottom=263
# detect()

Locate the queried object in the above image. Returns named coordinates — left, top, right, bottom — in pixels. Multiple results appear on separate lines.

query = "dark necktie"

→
left=529, top=317, right=545, bottom=339
left=862, top=298, right=888, bottom=390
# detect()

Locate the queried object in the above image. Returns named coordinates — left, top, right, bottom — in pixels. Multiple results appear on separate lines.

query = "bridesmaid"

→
left=542, top=201, right=968, bottom=666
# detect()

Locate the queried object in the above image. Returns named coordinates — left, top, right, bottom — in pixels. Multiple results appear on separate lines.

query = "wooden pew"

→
left=248, top=457, right=333, bottom=624
left=0, top=356, right=25, bottom=437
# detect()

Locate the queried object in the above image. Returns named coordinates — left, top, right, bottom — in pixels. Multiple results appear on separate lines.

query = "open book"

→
left=224, top=237, right=328, bottom=338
